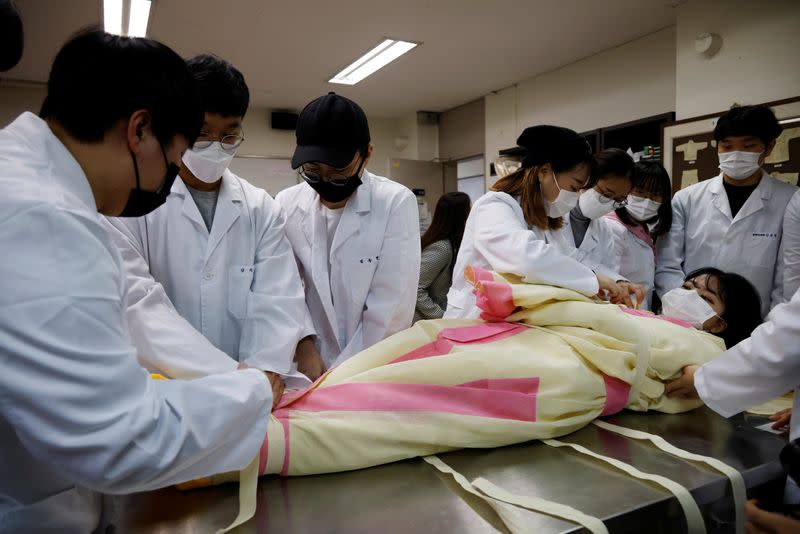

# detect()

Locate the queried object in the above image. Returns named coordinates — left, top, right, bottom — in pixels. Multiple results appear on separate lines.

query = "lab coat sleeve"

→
left=0, top=207, right=271, bottom=494
left=473, top=196, right=599, bottom=296
left=359, top=190, right=421, bottom=351
left=695, top=287, right=800, bottom=418
left=604, top=218, right=627, bottom=279
left=778, top=190, right=800, bottom=304
left=238, top=197, right=308, bottom=374
left=654, top=192, right=688, bottom=298
left=102, top=217, right=238, bottom=378
left=415, top=240, right=452, bottom=320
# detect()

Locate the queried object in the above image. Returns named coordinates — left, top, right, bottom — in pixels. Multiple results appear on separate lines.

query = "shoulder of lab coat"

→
left=780, top=189, right=800, bottom=303
left=470, top=191, right=599, bottom=295
left=101, top=214, right=239, bottom=378
left=695, top=287, right=800, bottom=428
left=0, top=116, right=272, bottom=495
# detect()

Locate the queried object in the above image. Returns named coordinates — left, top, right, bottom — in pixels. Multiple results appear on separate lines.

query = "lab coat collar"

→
left=330, top=170, right=374, bottom=256
left=710, top=171, right=771, bottom=223
left=8, top=112, right=97, bottom=214
left=206, top=169, right=244, bottom=260
left=298, top=169, right=375, bottom=247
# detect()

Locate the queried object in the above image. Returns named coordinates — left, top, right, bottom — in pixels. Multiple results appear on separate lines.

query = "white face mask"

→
left=182, top=143, right=236, bottom=183
left=661, top=287, right=718, bottom=328
left=578, top=188, right=616, bottom=219
left=718, top=151, right=762, bottom=181
left=625, top=195, right=661, bottom=222
left=544, top=171, right=580, bottom=218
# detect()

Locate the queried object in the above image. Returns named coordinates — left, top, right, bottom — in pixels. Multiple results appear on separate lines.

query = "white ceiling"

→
left=5, top=0, right=680, bottom=118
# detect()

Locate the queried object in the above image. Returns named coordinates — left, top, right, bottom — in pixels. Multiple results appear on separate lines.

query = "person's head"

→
left=40, top=28, right=202, bottom=217
left=714, top=105, right=781, bottom=181
left=292, top=92, right=372, bottom=207
left=577, top=148, right=635, bottom=220
left=492, top=125, right=594, bottom=230
left=180, top=54, right=249, bottom=186
left=666, top=267, right=762, bottom=348
left=421, top=192, right=472, bottom=254
left=616, top=161, right=673, bottom=237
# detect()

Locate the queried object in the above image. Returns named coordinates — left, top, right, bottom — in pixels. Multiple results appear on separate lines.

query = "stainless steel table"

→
left=110, top=407, right=789, bottom=533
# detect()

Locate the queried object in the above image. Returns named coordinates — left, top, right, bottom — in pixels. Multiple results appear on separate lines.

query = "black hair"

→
left=713, top=104, right=782, bottom=146
left=420, top=192, right=472, bottom=282
left=586, top=148, right=635, bottom=188
left=684, top=267, right=762, bottom=348
left=186, top=54, right=249, bottom=118
left=40, top=28, right=202, bottom=146
left=615, top=160, right=673, bottom=238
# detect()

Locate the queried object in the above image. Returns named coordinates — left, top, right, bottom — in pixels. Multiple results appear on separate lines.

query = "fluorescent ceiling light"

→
left=103, top=0, right=152, bottom=37
left=329, top=38, right=418, bottom=85
left=127, top=0, right=152, bottom=38
left=103, top=0, right=122, bottom=36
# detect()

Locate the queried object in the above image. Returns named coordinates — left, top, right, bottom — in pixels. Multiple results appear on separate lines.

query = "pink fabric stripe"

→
left=621, top=307, right=693, bottom=329
left=439, top=322, right=524, bottom=343
left=278, top=415, right=291, bottom=477
left=390, top=341, right=452, bottom=364
left=467, top=266, right=495, bottom=283
left=389, top=323, right=527, bottom=365
left=600, top=374, right=631, bottom=416
left=258, top=432, right=270, bottom=475
left=280, top=378, right=540, bottom=423
left=474, top=280, right=515, bottom=321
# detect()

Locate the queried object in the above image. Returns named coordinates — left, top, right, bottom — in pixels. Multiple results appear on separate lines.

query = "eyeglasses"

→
left=297, top=157, right=364, bottom=187
left=194, top=132, right=245, bottom=151
left=597, top=193, right=627, bottom=209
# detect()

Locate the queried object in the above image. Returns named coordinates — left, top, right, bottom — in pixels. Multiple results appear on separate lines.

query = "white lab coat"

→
left=444, top=191, right=599, bottom=319
left=562, top=213, right=625, bottom=282
left=103, top=170, right=308, bottom=378
left=0, top=113, right=272, bottom=532
left=603, top=214, right=657, bottom=310
left=655, top=172, right=797, bottom=317
left=276, top=170, right=420, bottom=368
left=779, top=189, right=800, bottom=303
left=695, top=287, right=800, bottom=442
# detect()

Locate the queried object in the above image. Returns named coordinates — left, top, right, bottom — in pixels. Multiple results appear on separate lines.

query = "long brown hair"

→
left=421, top=192, right=472, bottom=252
left=491, top=166, right=564, bottom=230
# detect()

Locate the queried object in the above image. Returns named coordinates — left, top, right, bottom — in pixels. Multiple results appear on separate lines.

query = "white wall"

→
left=0, top=83, right=417, bottom=187
left=675, top=0, right=800, bottom=120
left=484, top=27, right=677, bottom=184
left=0, top=83, right=47, bottom=127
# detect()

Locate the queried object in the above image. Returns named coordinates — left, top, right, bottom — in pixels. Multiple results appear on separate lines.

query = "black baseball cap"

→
left=291, top=92, right=371, bottom=169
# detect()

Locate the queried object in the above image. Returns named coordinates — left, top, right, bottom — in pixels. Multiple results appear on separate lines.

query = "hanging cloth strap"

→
left=592, top=420, right=745, bottom=534
left=423, top=455, right=609, bottom=534
left=541, top=438, right=707, bottom=534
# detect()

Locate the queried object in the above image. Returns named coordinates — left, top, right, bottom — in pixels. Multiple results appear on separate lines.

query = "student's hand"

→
left=746, top=499, right=800, bottom=533
left=264, top=372, right=285, bottom=410
left=616, top=281, right=647, bottom=309
left=770, top=408, right=792, bottom=431
left=665, top=365, right=699, bottom=398
left=295, top=337, right=326, bottom=381
left=596, top=274, right=623, bottom=303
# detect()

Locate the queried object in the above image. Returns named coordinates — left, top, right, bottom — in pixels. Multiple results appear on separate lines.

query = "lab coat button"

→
left=203, top=271, right=214, bottom=281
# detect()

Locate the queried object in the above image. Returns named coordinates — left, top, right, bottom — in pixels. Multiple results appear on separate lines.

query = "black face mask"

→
left=302, top=159, right=365, bottom=203
left=119, top=143, right=181, bottom=217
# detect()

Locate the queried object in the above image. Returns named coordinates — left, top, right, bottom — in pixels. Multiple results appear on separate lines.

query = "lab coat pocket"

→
left=349, top=254, right=380, bottom=303
left=743, top=232, right=779, bottom=266
left=228, top=265, right=254, bottom=319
